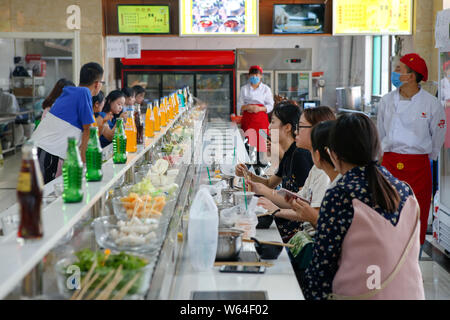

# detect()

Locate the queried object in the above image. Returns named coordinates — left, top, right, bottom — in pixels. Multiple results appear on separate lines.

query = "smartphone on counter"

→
left=277, top=188, right=311, bottom=204
left=219, top=265, right=266, bottom=274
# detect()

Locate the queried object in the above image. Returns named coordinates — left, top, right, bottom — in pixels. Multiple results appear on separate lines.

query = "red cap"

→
left=400, top=53, right=428, bottom=82
left=249, top=65, right=263, bottom=74
left=443, top=60, right=450, bottom=71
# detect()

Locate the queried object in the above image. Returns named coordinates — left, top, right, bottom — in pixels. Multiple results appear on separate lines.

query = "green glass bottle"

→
left=62, top=137, right=83, bottom=203
left=113, top=118, right=127, bottom=164
left=86, top=126, right=103, bottom=181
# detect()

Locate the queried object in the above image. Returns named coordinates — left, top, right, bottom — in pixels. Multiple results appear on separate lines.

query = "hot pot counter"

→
left=0, top=104, right=303, bottom=300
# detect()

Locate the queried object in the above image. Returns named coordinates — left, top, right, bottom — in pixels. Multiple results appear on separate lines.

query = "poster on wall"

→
left=117, top=5, right=170, bottom=34
left=180, top=0, right=258, bottom=36
left=333, top=0, right=412, bottom=35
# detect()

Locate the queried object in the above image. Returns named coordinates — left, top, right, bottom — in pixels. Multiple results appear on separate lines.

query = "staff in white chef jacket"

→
left=377, top=53, right=446, bottom=256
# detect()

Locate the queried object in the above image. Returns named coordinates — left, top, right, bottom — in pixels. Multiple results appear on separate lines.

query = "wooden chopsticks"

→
left=242, top=238, right=294, bottom=248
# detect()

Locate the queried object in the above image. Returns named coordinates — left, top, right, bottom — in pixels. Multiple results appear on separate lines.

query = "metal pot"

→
left=215, top=228, right=244, bottom=261
left=221, top=188, right=235, bottom=206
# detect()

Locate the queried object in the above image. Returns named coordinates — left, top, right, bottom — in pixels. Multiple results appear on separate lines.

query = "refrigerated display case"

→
left=275, top=71, right=312, bottom=101
left=121, top=50, right=235, bottom=118
left=437, top=50, right=450, bottom=253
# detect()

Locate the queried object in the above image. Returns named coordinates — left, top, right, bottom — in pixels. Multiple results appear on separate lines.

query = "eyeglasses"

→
left=294, top=124, right=313, bottom=133
left=97, top=80, right=106, bottom=85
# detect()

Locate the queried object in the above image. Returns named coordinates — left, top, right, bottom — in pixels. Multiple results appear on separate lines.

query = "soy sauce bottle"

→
left=17, top=141, right=44, bottom=241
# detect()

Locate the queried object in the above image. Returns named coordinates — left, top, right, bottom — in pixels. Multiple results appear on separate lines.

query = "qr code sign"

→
left=127, top=43, right=139, bottom=55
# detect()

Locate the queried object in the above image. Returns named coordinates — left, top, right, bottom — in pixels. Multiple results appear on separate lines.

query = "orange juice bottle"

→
left=174, top=93, right=179, bottom=115
left=144, top=103, right=154, bottom=138
left=153, top=100, right=161, bottom=132
left=168, top=95, right=174, bottom=120
left=160, top=100, right=167, bottom=127
left=125, top=111, right=137, bottom=153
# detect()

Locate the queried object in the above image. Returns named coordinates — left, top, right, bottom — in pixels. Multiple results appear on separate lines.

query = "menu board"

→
left=333, top=0, right=412, bottom=35
left=118, top=5, right=170, bottom=34
left=180, top=0, right=258, bottom=36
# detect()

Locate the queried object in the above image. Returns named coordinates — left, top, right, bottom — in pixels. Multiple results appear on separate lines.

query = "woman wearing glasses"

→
left=248, top=106, right=336, bottom=242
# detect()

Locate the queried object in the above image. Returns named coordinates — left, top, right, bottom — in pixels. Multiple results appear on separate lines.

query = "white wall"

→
left=140, top=35, right=366, bottom=107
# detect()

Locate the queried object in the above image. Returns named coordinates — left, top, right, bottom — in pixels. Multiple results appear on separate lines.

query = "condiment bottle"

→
left=17, top=141, right=44, bottom=241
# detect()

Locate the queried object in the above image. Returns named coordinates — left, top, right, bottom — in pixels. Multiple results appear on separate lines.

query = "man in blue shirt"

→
left=31, top=62, right=104, bottom=183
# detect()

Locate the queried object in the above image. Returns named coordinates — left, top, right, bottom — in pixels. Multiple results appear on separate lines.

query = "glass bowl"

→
left=93, top=216, right=162, bottom=254
left=111, top=196, right=166, bottom=221
left=54, top=251, right=155, bottom=300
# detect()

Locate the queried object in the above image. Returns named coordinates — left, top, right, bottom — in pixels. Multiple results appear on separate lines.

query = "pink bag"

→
left=329, top=196, right=425, bottom=300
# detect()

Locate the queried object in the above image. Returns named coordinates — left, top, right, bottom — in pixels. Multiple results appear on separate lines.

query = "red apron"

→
left=240, top=104, right=269, bottom=153
left=382, top=152, right=432, bottom=245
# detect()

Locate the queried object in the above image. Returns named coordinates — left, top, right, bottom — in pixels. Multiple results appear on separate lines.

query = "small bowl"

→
left=93, top=216, right=161, bottom=254
left=256, top=214, right=274, bottom=229
left=252, top=237, right=283, bottom=260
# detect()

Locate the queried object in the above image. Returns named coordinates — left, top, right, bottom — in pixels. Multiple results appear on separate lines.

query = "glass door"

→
left=196, top=72, right=232, bottom=119
left=162, top=74, right=194, bottom=97
left=275, top=71, right=312, bottom=103
left=126, top=73, right=161, bottom=103
left=439, top=51, right=450, bottom=213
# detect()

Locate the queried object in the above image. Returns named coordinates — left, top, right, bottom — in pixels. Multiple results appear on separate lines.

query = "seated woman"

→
left=92, top=91, right=109, bottom=135
left=249, top=106, right=336, bottom=242
left=302, top=113, right=424, bottom=300
left=235, top=102, right=313, bottom=242
left=98, top=90, right=126, bottom=148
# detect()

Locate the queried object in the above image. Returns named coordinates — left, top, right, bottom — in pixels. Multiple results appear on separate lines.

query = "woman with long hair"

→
left=249, top=106, right=336, bottom=242
left=302, top=113, right=424, bottom=300
left=41, top=78, right=75, bottom=119
left=98, top=90, right=126, bottom=147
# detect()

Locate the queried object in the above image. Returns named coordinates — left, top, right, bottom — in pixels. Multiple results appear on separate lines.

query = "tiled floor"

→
left=1, top=152, right=450, bottom=299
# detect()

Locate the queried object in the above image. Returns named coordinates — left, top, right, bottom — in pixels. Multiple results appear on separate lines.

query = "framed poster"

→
left=333, top=0, right=412, bottom=35
left=180, top=0, right=258, bottom=36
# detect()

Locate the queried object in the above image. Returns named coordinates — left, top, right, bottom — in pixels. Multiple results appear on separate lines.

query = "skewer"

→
left=84, top=269, right=115, bottom=300
left=111, top=272, right=142, bottom=300
left=75, top=272, right=100, bottom=300
left=70, top=258, right=97, bottom=300
left=95, top=265, right=123, bottom=300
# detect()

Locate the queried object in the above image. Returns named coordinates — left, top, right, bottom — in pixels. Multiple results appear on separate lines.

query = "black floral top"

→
left=301, top=165, right=413, bottom=300
left=275, top=143, right=313, bottom=242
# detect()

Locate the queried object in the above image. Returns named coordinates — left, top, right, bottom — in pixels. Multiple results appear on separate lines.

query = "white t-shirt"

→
left=297, top=165, right=330, bottom=208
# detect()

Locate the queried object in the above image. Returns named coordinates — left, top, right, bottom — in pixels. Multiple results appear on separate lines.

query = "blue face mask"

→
left=391, top=71, right=403, bottom=88
left=249, top=76, right=260, bottom=85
